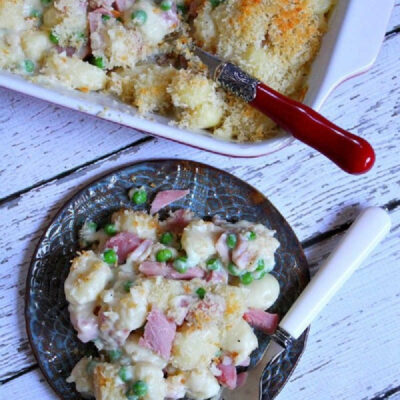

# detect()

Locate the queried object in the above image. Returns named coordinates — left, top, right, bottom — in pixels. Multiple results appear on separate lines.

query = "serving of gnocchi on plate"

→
left=65, top=187, right=281, bottom=399
left=25, top=160, right=310, bottom=400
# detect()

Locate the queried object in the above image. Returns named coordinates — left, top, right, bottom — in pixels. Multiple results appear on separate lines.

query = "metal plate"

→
left=25, top=159, right=310, bottom=400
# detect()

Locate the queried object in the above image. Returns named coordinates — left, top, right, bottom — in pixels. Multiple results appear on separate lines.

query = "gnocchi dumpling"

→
left=112, top=210, right=159, bottom=240
left=168, top=71, right=224, bottom=129
left=181, top=220, right=222, bottom=266
left=171, top=326, right=220, bottom=370
left=41, top=53, right=107, bottom=91
left=134, top=362, right=167, bottom=400
left=221, top=319, right=258, bottom=365
left=184, top=369, right=220, bottom=400
left=243, top=273, right=280, bottom=310
left=64, top=251, right=112, bottom=305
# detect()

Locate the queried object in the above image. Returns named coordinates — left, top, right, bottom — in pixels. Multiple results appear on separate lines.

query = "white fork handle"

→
left=279, top=207, right=391, bottom=340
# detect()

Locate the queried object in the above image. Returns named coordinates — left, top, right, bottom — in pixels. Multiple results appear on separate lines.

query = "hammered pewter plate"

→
left=25, top=159, right=310, bottom=400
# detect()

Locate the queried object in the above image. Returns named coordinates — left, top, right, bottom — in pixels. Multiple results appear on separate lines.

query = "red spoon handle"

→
left=250, top=82, right=375, bottom=174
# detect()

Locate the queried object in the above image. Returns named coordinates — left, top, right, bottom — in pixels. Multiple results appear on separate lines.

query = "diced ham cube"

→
left=206, top=268, right=228, bottom=284
left=127, top=239, right=153, bottom=263
left=139, top=261, right=205, bottom=280
left=139, top=309, right=176, bottom=359
left=243, top=309, right=279, bottom=335
left=162, top=209, right=194, bottom=234
left=139, top=261, right=169, bottom=276
left=217, top=359, right=237, bottom=390
left=150, top=190, right=190, bottom=214
left=105, top=232, right=142, bottom=263
left=168, top=266, right=205, bottom=280
left=88, top=10, right=103, bottom=33
left=216, top=232, right=230, bottom=264
left=232, top=235, right=252, bottom=270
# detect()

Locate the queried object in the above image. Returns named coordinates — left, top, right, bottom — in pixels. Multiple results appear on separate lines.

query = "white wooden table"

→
left=1, top=4, right=399, bottom=399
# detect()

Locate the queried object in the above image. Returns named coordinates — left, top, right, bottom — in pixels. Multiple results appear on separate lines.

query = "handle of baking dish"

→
left=304, top=0, right=395, bottom=110
left=279, top=207, right=391, bottom=340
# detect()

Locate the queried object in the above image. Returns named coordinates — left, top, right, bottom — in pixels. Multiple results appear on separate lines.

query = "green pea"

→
left=156, top=248, right=173, bottom=262
left=31, top=9, right=42, bottom=18
left=103, top=249, right=117, bottom=264
left=240, top=272, right=253, bottom=285
left=256, top=259, right=265, bottom=271
left=177, top=3, right=187, bottom=14
left=123, top=280, right=134, bottom=293
left=41, top=0, right=52, bottom=6
left=173, top=256, right=188, bottom=273
left=226, top=233, right=237, bottom=249
left=206, top=258, right=221, bottom=271
left=228, top=262, right=241, bottom=276
left=104, top=223, right=117, bottom=236
left=91, top=56, right=105, bottom=69
left=102, top=14, right=111, bottom=21
left=209, top=0, right=222, bottom=7
left=131, top=380, right=148, bottom=397
left=108, top=349, right=122, bottom=362
left=24, top=60, right=35, bottom=73
left=49, top=31, right=59, bottom=44
left=247, top=231, right=256, bottom=240
left=160, top=0, right=172, bottom=10
left=196, top=287, right=206, bottom=299
left=160, top=232, right=174, bottom=245
left=132, top=189, right=147, bottom=205
left=87, top=221, right=97, bottom=232
left=86, top=360, right=98, bottom=374
left=131, top=9, right=147, bottom=25
left=119, top=366, right=133, bottom=382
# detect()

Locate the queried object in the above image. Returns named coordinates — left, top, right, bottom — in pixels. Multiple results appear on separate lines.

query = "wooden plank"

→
left=0, top=87, right=146, bottom=200
left=387, top=0, right=400, bottom=32
left=0, top=3, right=399, bottom=200
left=1, top=206, right=399, bottom=400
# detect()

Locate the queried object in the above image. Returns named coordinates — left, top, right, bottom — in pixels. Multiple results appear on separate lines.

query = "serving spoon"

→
left=194, top=47, right=375, bottom=175
left=221, top=207, right=391, bottom=400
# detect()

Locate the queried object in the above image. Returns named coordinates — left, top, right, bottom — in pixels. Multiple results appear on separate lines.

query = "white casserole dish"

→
left=0, top=0, right=394, bottom=157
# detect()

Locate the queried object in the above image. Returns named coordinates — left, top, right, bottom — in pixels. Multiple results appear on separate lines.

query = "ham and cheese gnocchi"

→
left=65, top=189, right=281, bottom=399
left=0, top=0, right=333, bottom=141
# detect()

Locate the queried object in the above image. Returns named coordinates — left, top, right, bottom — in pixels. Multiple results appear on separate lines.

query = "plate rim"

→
left=24, top=158, right=310, bottom=400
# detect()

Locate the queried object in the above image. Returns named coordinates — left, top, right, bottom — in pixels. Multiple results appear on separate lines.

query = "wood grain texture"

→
left=0, top=89, right=146, bottom=200
left=0, top=1, right=399, bottom=399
